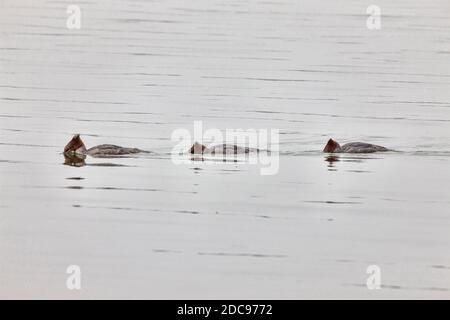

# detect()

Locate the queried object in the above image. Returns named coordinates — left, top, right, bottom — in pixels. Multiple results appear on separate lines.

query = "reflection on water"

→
left=190, top=155, right=239, bottom=163
left=324, top=154, right=389, bottom=171
left=63, top=153, right=86, bottom=167
left=324, top=155, right=340, bottom=170
left=63, top=153, right=138, bottom=167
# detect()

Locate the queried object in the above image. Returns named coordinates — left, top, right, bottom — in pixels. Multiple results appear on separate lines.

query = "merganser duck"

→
left=323, top=138, right=389, bottom=153
left=64, top=134, right=145, bottom=157
left=188, top=142, right=259, bottom=155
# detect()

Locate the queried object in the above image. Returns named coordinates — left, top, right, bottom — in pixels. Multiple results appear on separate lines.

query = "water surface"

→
left=0, top=0, right=449, bottom=298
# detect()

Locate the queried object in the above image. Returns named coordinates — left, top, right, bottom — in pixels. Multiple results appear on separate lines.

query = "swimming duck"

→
left=64, top=134, right=145, bottom=157
left=188, top=142, right=259, bottom=155
left=323, top=138, right=388, bottom=153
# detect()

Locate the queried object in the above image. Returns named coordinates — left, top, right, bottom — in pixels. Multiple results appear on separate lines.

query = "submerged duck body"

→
left=323, top=138, right=389, bottom=154
left=64, top=134, right=145, bottom=157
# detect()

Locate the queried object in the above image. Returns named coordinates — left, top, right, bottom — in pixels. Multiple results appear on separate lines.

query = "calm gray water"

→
left=0, top=0, right=449, bottom=299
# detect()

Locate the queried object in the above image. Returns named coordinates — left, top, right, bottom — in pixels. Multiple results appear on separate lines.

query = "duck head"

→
left=323, top=138, right=342, bottom=153
left=189, top=142, right=207, bottom=154
left=64, top=134, right=87, bottom=155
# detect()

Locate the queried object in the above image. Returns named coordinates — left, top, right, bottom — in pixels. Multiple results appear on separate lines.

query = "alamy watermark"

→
left=171, top=121, right=279, bottom=175
left=366, top=264, right=381, bottom=290
left=366, top=5, right=381, bottom=30
left=66, top=5, right=81, bottom=30
left=66, top=265, right=81, bottom=290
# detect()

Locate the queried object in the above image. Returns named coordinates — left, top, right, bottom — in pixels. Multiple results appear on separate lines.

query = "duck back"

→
left=341, top=142, right=388, bottom=153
